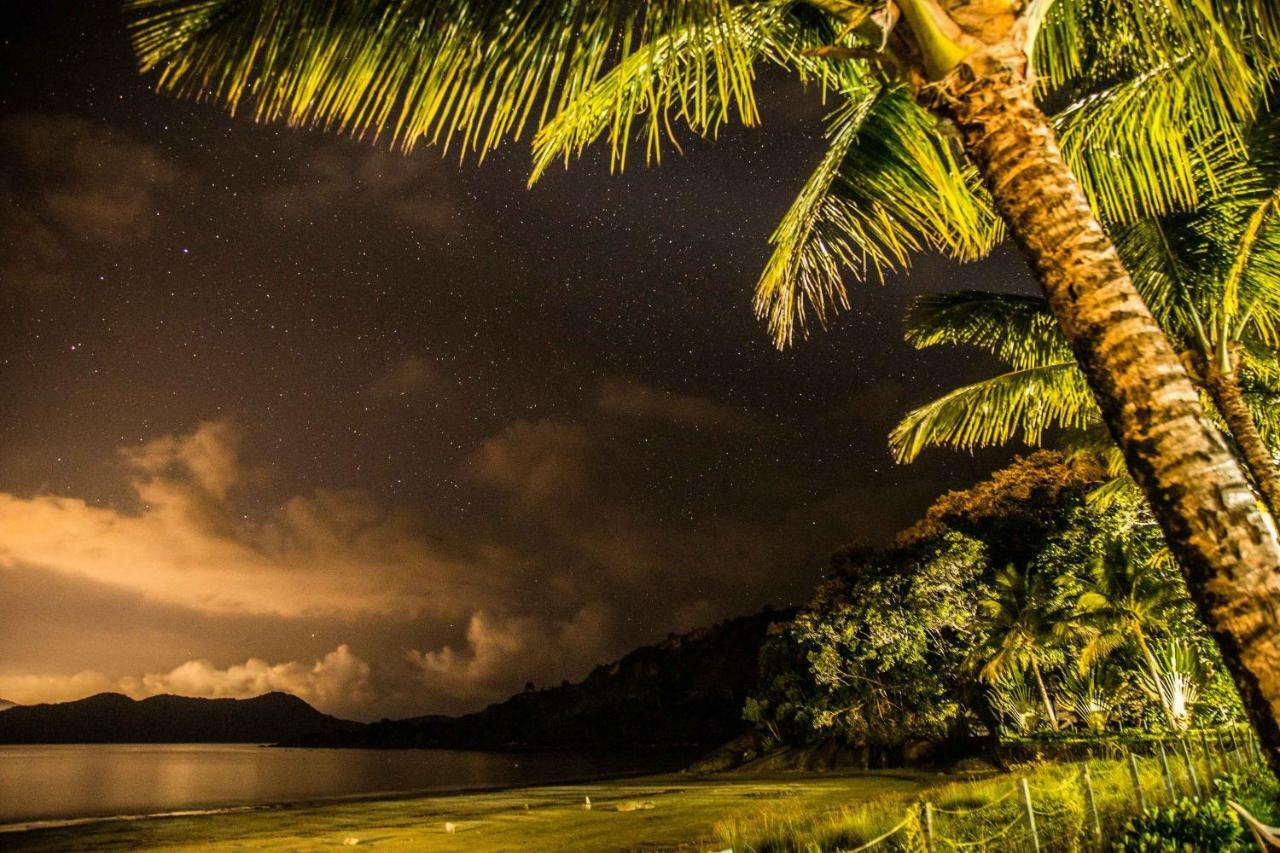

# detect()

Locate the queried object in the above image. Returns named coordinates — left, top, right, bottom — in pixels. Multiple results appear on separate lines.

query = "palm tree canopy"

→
left=125, top=0, right=1279, bottom=347
left=890, top=117, right=1280, bottom=463
left=1076, top=536, right=1184, bottom=669
left=977, top=562, right=1080, bottom=683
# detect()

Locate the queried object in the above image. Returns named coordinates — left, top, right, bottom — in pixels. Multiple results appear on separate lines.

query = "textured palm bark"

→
left=1202, top=359, right=1280, bottom=522
left=929, top=52, right=1280, bottom=772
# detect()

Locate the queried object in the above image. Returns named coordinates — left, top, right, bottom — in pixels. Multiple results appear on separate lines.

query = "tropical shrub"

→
left=1112, top=798, right=1242, bottom=851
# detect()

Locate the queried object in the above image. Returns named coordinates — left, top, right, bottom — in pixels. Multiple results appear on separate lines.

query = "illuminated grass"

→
left=4, top=770, right=938, bottom=852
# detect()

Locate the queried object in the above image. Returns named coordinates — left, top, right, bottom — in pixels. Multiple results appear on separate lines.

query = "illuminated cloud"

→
left=261, top=144, right=457, bottom=233
left=0, top=421, right=479, bottom=618
left=0, top=114, right=186, bottom=290
left=468, top=419, right=591, bottom=511
left=405, top=606, right=611, bottom=704
left=368, top=355, right=446, bottom=399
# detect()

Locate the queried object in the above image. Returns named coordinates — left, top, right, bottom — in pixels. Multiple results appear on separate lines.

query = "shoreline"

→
left=2, top=767, right=941, bottom=852
left=0, top=761, right=693, bottom=835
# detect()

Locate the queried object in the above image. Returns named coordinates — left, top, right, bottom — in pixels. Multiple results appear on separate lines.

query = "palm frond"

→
left=529, top=2, right=869, bottom=182
left=890, top=362, right=1098, bottom=463
left=1242, top=381, right=1280, bottom=448
left=1052, top=62, right=1251, bottom=224
left=903, top=291, right=1069, bottom=369
left=1112, top=215, right=1209, bottom=323
left=127, top=0, right=773, bottom=159
left=1037, top=0, right=1277, bottom=224
left=755, top=87, right=1001, bottom=347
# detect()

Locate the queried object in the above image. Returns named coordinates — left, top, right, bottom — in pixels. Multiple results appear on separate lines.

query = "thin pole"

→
left=1158, top=741, right=1177, bottom=801
left=1019, top=777, right=1041, bottom=853
left=923, top=801, right=935, bottom=852
left=1080, top=763, right=1102, bottom=848
left=1129, top=751, right=1148, bottom=814
left=1181, top=738, right=1202, bottom=799
left=1200, top=730, right=1216, bottom=780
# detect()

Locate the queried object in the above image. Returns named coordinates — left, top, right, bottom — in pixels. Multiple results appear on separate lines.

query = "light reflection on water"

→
left=0, top=743, right=667, bottom=825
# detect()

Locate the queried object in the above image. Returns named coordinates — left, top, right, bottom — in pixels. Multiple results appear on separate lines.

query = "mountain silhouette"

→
left=0, top=691, right=361, bottom=743
left=284, top=607, right=793, bottom=751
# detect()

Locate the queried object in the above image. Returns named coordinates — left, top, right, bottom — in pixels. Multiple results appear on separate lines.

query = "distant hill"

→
left=0, top=698, right=15, bottom=712
left=0, top=691, right=362, bottom=743
left=284, top=607, right=794, bottom=751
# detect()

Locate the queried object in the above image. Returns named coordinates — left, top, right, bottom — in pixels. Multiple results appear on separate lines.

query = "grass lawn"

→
left=2, top=770, right=941, bottom=852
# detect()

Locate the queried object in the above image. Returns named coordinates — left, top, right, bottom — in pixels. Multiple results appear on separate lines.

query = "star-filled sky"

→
left=0, top=2, right=1033, bottom=720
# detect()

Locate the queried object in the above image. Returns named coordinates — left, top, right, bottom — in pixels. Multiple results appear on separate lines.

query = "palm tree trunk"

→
left=1201, top=358, right=1280, bottom=521
left=1029, top=657, right=1058, bottom=730
left=927, top=49, right=1280, bottom=772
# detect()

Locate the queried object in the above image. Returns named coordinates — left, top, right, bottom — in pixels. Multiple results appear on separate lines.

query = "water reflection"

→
left=0, top=744, right=670, bottom=824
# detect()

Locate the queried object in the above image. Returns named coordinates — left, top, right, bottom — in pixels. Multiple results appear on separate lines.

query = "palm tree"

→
left=1138, top=639, right=1207, bottom=731
left=890, top=151, right=1280, bottom=515
left=976, top=562, right=1080, bottom=730
left=123, top=0, right=1280, bottom=763
left=989, top=674, right=1041, bottom=734
left=1076, top=537, right=1185, bottom=724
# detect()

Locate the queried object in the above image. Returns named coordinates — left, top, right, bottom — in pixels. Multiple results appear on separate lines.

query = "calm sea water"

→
left=0, top=744, right=673, bottom=828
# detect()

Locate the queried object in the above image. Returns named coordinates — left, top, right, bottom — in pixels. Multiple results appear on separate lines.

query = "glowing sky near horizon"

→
left=0, top=1, right=1031, bottom=720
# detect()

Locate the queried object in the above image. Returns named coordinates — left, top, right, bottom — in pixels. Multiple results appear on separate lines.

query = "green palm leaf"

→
left=904, top=291, right=1069, bottom=370
left=754, top=87, right=1001, bottom=346
left=890, top=362, right=1098, bottom=463
left=127, top=0, right=772, bottom=159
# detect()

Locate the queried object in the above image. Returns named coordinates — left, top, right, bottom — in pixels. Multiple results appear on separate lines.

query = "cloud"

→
left=122, top=645, right=373, bottom=715
left=467, top=419, right=591, bottom=510
left=406, top=606, right=612, bottom=705
left=0, top=421, right=481, bottom=617
left=0, top=114, right=185, bottom=289
left=261, top=145, right=456, bottom=233
left=597, top=378, right=751, bottom=431
left=0, top=415, right=862, bottom=718
left=0, top=646, right=372, bottom=718
left=368, top=355, right=446, bottom=399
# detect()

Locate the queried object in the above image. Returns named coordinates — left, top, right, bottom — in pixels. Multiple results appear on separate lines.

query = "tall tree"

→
left=890, top=144, right=1280, bottom=514
left=977, top=562, right=1078, bottom=729
left=1077, top=537, right=1185, bottom=724
left=124, top=0, right=1280, bottom=767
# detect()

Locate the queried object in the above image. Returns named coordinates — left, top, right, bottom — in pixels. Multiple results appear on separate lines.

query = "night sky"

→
left=0, top=2, right=1032, bottom=719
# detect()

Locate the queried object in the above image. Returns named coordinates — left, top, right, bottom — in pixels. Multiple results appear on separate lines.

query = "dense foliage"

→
left=1113, top=799, right=1242, bottom=851
left=747, top=453, right=1244, bottom=757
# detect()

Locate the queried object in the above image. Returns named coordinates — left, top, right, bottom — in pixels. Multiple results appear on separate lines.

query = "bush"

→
left=1112, top=798, right=1242, bottom=851
left=1213, top=767, right=1280, bottom=825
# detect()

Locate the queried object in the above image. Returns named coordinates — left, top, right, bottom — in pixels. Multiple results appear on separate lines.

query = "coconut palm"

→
left=890, top=123, right=1280, bottom=516
left=123, top=0, right=1280, bottom=762
left=976, top=562, right=1081, bottom=730
left=1076, top=537, right=1185, bottom=723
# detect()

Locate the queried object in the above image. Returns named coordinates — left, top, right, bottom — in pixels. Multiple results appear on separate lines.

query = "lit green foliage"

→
left=125, top=0, right=1280, bottom=352
left=750, top=454, right=1244, bottom=748
left=1214, top=766, right=1280, bottom=826
left=749, top=534, right=986, bottom=750
left=127, top=0, right=776, bottom=160
left=753, top=0, right=1280, bottom=346
left=1113, top=797, right=1243, bottom=851
left=753, top=87, right=1001, bottom=344
left=1060, top=666, right=1126, bottom=733
left=890, top=118, right=1280, bottom=466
